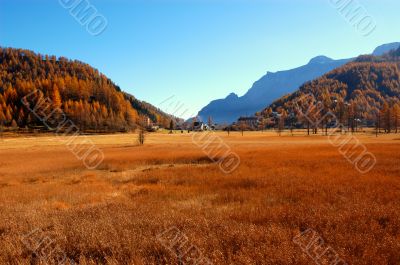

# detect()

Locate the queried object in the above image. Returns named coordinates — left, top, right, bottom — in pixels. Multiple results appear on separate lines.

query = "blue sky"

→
left=0, top=0, right=399, bottom=118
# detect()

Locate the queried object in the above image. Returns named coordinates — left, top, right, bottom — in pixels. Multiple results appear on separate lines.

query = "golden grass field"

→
left=0, top=131, right=399, bottom=264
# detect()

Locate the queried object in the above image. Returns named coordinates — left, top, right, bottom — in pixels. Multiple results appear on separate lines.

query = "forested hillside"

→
left=0, top=47, right=172, bottom=132
left=259, top=48, right=400, bottom=132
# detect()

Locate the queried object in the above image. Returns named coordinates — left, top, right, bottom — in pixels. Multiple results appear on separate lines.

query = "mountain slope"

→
left=0, top=47, right=172, bottom=132
left=197, top=42, right=400, bottom=124
left=198, top=57, right=350, bottom=124
left=259, top=48, right=400, bottom=126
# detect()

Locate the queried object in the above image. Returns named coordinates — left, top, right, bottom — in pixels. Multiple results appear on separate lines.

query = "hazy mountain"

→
left=372, top=42, right=400, bottom=56
left=197, top=42, right=400, bottom=124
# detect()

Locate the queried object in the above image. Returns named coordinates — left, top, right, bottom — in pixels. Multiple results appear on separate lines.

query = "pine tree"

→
left=169, top=119, right=174, bottom=133
left=208, top=116, right=213, bottom=128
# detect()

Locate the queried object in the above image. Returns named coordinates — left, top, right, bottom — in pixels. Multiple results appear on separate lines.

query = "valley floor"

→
left=0, top=131, right=399, bottom=264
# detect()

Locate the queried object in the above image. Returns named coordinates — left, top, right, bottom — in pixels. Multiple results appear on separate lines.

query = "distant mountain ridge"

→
left=197, top=42, right=400, bottom=124
left=372, top=42, right=400, bottom=56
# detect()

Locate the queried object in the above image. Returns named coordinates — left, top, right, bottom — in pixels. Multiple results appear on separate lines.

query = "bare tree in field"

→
left=320, top=92, right=332, bottom=136
left=335, top=100, right=346, bottom=134
left=375, top=101, right=399, bottom=136
left=294, top=94, right=319, bottom=136
left=137, top=116, right=146, bottom=145
left=344, top=102, right=350, bottom=134
left=277, top=110, right=286, bottom=136
left=277, top=116, right=283, bottom=136
left=375, top=111, right=380, bottom=137
left=239, top=120, right=247, bottom=136
left=381, top=101, right=391, bottom=133
left=258, top=119, right=266, bottom=132
left=138, top=127, right=145, bottom=145
left=288, top=112, right=296, bottom=136
left=306, top=119, right=311, bottom=136
left=221, top=123, right=230, bottom=135
left=169, top=119, right=174, bottom=134
left=208, top=116, right=213, bottom=128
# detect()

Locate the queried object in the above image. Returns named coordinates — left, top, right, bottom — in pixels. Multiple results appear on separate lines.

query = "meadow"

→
left=0, top=131, right=399, bottom=264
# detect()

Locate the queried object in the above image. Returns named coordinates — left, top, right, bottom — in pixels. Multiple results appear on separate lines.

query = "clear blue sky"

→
left=0, top=0, right=399, bottom=118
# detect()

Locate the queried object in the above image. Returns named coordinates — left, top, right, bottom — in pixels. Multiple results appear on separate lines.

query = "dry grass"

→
left=0, top=131, right=399, bottom=264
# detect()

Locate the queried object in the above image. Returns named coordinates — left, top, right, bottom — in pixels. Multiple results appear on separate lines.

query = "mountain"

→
left=372, top=42, right=400, bottom=56
left=0, top=47, right=173, bottom=132
left=258, top=47, right=400, bottom=127
left=198, top=57, right=350, bottom=124
left=197, top=42, right=400, bottom=124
